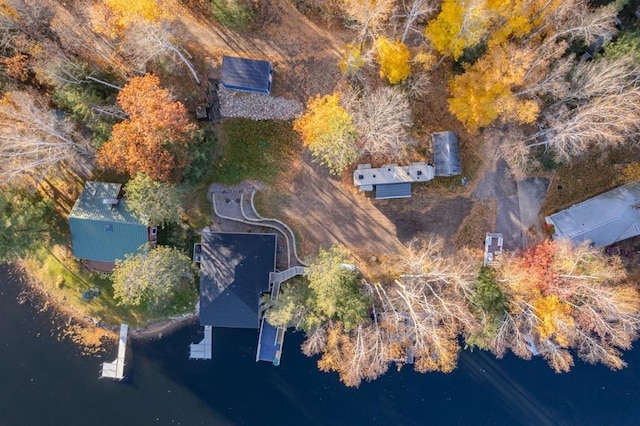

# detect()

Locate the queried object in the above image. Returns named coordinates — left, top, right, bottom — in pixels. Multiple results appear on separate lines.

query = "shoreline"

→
left=129, top=313, right=199, bottom=340
left=10, top=261, right=197, bottom=344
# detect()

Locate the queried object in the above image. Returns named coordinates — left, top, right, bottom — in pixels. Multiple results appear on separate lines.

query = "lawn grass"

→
left=210, top=0, right=254, bottom=31
left=23, top=244, right=146, bottom=326
left=23, top=242, right=198, bottom=327
left=212, top=118, right=302, bottom=185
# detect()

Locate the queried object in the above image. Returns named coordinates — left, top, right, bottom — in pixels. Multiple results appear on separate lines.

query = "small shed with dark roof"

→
left=220, top=56, right=273, bottom=94
left=199, top=230, right=277, bottom=329
left=68, top=181, right=151, bottom=266
left=432, top=131, right=462, bottom=177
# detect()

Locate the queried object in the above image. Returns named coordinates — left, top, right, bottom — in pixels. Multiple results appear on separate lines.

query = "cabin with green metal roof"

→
left=69, top=181, right=155, bottom=270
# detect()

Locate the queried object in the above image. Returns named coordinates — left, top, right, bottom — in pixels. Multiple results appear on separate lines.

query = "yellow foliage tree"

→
left=425, top=0, right=564, bottom=60
left=424, top=0, right=492, bottom=60
left=448, top=43, right=540, bottom=132
left=92, top=0, right=165, bottom=36
left=533, top=295, right=574, bottom=347
left=485, top=0, right=563, bottom=46
left=293, top=93, right=358, bottom=175
left=338, top=43, right=366, bottom=76
left=374, top=36, right=411, bottom=85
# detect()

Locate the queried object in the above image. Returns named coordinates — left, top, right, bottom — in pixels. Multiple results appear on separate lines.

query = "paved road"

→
left=475, top=158, right=549, bottom=251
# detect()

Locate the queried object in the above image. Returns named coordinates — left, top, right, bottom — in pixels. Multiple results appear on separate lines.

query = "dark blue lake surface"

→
left=1, top=264, right=639, bottom=426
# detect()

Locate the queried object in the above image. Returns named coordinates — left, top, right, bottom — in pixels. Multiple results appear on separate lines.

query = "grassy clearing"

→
left=212, top=118, right=302, bottom=185
left=539, top=146, right=640, bottom=217
left=452, top=200, right=497, bottom=250
left=23, top=243, right=198, bottom=327
left=210, top=0, right=254, bottom=31
left=23, top=245, right=145, bottom=326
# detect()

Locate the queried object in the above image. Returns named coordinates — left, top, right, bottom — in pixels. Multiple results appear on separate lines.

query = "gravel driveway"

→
left=475, top=158, right=549, bottom=250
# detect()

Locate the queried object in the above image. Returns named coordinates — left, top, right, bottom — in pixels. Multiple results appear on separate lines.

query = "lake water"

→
left=1, top=264, right=639, bottom=426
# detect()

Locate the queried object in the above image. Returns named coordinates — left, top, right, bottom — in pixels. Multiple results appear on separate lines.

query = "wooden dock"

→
left=101, top=324, right=128, bottom=380
left=189, top=325, right=213, bottom=360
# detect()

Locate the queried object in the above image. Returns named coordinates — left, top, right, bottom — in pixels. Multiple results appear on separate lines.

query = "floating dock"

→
left=256, top=318, right=285, bottom=365
left=189, top=325, right=213, bottom=360
left=101, top=324, right=128, bottom=380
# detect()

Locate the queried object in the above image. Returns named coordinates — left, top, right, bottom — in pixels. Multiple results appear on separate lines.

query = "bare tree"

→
left=515, top=56, right=640, bottom=162
left=392, top=0, right=437, bottom=43
left=301, top=325, right=327, bottom=357
left=0, top=91, right=94, bottom=184
left=342, top=0, right=396, bottom=46
left=344, top=86, right=414, bottom=158
left=34, top=47, right=122, bottom=91
left=124, top=21, right=200, bottom=84
left=50, top=6, right=131, bottom=80
left=371, top=239, right=479, bottom=373
left=490, top=125, right=539, bottom=179
left=529, top=88, right=640, bottom=162
left=546, top=0, right=618, bottom=46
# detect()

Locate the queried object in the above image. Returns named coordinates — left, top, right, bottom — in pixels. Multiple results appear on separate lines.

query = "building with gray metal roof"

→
left=545, top=181, right=640, bottom=247
left=69, top=182, right=152, bottom=266
left=220, top=56, right=273, bottom=94
left=432, top=131, right=462, bottom=177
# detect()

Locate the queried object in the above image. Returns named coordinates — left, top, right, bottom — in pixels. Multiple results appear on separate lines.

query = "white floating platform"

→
left=189, top=325, right=213, bottom=360
left=101, top=324, right=128, bottom=380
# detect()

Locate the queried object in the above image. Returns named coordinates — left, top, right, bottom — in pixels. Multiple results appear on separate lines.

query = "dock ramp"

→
left=101, top=324, right=128, bottom=380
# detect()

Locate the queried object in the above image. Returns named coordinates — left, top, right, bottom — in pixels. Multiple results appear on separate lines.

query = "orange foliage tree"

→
left=492, top=240, right=640, bottom=373
left=97, top=74, right=196, bottom=183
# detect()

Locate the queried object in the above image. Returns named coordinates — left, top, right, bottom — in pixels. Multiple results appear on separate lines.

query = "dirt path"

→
left=276, top=152, right=407, bottom=260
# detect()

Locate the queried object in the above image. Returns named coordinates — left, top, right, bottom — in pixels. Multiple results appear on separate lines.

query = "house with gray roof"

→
left=199, top=230, right=276, bottom=329
left=545, top=181, right=640, bottom=247
left=68, top=181, right=155, bottom=271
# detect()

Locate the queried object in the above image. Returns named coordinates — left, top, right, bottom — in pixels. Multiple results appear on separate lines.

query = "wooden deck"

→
left=101, top=324, right=128, bottom=380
